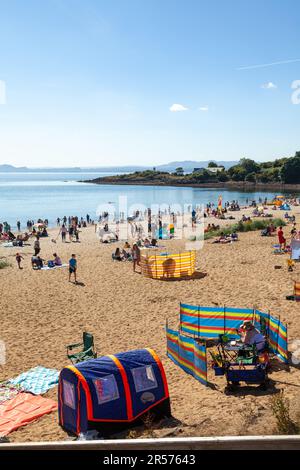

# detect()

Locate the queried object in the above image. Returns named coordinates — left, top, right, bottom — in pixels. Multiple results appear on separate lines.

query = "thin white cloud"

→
left=261, top=82, right=277, bottom=89
left=169, top=103, right=189, bottom=112
left=238, top=58, right=300, bottom=70
left=199, top=106, right=209, bottom=111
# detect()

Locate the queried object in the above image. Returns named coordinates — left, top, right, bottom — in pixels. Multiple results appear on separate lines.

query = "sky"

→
left=1, top=0, right=300, bottom=167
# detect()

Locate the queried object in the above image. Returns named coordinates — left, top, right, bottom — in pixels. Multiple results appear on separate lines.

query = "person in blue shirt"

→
left=69, top=254, right=77, bottom=283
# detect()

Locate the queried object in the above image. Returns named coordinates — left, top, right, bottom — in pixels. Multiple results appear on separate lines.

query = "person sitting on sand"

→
left=124, top=241, right=131, bottom=249
left=143, top=238, right=151, bottom=247
left=41, top=227, right=48, bottom=237
left=239, top=320, right=266, bottom=352
left=31, top=255, right=44, bottom=269
left=213, top=232, right=231, bottom=244
left=112, top=247, right=123, bottom=261
left=231, top=231, right=238, bottom=241
left=121, top=248, right=131, bottom=260
left=52, top=253, right=62, bottom=266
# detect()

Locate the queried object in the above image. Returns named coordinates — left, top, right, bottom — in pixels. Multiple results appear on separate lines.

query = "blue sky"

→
left=0, top=0, right=300, bottom=167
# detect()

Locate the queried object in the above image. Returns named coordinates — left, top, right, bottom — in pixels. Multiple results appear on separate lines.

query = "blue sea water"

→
left=0, top=171, right=291, bottom=230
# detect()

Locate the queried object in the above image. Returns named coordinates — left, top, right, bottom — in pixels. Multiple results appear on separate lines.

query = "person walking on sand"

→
left=16, top=252, right=24, bottom=269
left=69, top=254, right=77, bottom=283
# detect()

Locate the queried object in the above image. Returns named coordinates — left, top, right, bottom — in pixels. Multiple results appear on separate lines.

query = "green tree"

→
left=245, top=172, right=256, bottom=182
left=218, top=172, right=229, bottom=182
left=208, top=161, right=218, bottom=168
left=281, top=153, right=300, bottom=183
left=239, top=158, right=260, bottom=174
left=174, top=167, right=184, bottom=175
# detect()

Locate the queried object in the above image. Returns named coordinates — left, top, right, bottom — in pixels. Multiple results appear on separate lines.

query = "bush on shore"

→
left=0, top=259, right=11, bottom=269
left=203, top=218, right=286, bottom=240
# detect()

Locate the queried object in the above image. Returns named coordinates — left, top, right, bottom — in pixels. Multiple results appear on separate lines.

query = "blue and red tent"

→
left=58, top=348, right=170, bottom=435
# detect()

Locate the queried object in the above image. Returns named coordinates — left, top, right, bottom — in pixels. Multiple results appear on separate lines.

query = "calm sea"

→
left=0, top=171, right=289, bottom=229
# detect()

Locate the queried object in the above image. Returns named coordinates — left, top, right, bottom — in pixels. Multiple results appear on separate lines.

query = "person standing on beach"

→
left=278, top=226, right=286, bottom=251
left=34, top=237, right=40, bottom=256
left=16, top=252, right=24, bottom=269
left=68, top=254, right=77, bottom=283
left=131, top=244, right=140, bottom=272
left=17, top=221, right=21, bottom=231
left=60, top=224, right=67, bottom=242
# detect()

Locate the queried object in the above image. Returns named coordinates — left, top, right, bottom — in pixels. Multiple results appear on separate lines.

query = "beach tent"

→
left=280, top=203, right=291, bottom=211
left=58, top=348, right=170, bottom=436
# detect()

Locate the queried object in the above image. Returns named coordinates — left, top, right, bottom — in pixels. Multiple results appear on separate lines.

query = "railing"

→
left=1, top=435, right=300, bottom=450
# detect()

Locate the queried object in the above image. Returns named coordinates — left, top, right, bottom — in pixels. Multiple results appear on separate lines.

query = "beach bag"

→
left=47, top=260, right=55, bottom=268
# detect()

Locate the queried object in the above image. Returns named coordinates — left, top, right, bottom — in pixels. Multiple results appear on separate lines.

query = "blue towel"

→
left=9, top=366, right=59, bottom=395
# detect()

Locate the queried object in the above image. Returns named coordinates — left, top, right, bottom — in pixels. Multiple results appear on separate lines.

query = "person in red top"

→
left=278, top=226, right=286, bottom=250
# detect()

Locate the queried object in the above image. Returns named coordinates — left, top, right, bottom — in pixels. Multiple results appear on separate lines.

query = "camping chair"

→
left=67, top=332, right=97, bottom=364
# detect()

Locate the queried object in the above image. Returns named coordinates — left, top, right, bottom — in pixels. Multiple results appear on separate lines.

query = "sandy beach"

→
left=1, top=206, right=300, bottom=441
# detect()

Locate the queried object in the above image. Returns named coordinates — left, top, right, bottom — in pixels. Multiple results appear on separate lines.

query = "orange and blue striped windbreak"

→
left=166, top=327, right=207, bottom=386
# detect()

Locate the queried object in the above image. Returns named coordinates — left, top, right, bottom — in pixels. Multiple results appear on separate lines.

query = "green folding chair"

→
left=66, top=332, right=97, bottom=364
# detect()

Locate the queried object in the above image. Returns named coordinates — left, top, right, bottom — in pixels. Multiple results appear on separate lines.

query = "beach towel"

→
left=0, top=392, right=57, bottom=436
left=0, top=383, right=22, bottom=405
left=40, top=263, right=68, bottom=271
left=9, top=366, right=59, bottom=395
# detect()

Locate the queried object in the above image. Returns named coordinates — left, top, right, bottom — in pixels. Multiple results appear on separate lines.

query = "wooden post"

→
left=276, top=315, right=281, bottom=356
left=267, top=310, right=271, bottom=340
left=285, top=322, right=288, bottom=362
left=179, top=302, right=182, bottom=333
left=179, top=251, right=181, bottom=279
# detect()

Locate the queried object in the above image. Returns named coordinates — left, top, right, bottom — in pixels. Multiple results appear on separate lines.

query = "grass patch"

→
left=270, top=391, right=299, bottom=435
left=0, top=259, right=11, bottom=269
left=203, top=218, right=286, bottom=240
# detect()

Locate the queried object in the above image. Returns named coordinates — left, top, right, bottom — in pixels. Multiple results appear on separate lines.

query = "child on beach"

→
left=69, top=254, right=77, bottom=283
left=131, top=244, right=141, bottom=272
left=16, top=253, right=24, bottom=269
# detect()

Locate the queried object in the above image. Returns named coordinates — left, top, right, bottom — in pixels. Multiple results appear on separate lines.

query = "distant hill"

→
left=0, top=164, right=28, bottom=172
left=0, top=164, right=148, bottom=173
left=0, top=161, right=237, bottom=173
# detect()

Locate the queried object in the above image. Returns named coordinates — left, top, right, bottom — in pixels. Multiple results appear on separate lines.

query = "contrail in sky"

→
left=237, top=58, right=300, bottom=70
